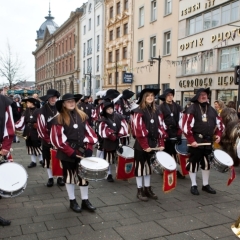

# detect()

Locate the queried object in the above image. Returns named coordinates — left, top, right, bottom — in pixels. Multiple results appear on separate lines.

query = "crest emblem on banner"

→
left=125, top=163, right=133, bottom=173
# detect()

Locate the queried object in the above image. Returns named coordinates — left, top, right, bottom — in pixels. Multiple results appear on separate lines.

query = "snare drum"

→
left=79, top=157, right=109, bottom=181
left=175, top=139, right=189, bottom=176
left=0, top=162, right=28, bottom=198
left=116, top=146, right=135, bottom=180
left=211, top=149, right=233, bottom=173
left=152, top=151, right=176, bottom=173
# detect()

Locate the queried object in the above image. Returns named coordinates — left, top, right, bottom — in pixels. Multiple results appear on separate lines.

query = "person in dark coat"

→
left=78, top=96, right=94, bottom=127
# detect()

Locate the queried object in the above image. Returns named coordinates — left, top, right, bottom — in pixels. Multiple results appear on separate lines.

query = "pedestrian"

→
left=180, top=88, right=224, bottom=195
left=98, top=101, right=128, bottom=182
left=78, top=96, right=94, bottom=127
left=50, top=93, right=97, bottom=213
left=15, top=98, right=43, bottom=168
left=131, top=88, right=167, bottom=201
left=214, top=100, right=225, bottom=116
left=159, top=88, right=184, bottom=179
left=0, top=95, right=15, bottom=226
left=37, top=89, right=65, bottom=187
left=226, top=101, right=236, bottom=109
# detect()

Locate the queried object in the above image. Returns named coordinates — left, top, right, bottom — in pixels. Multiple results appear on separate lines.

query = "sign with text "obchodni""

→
left=123, top=73, right=133, bottom=84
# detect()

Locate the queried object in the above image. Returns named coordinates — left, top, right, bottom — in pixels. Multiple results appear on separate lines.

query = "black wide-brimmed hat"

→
left=100, top=102, right=114, bottom=117
left=103, top=89, right=120, bottom=100
left=22, top=98, right=41, bottom=108
left=83, top=95, right=90, bottom=101
left=190, top=88, right=210, bottom=102
left=136, top=88, right=160, bottom=104
left=39, top=89, right=60, bottom=102
left=56, top=93, right=83, bottom=112
left=159, top=88, right=175, bottom=101
left=122, top=89, right=135, bottom=100
left=94, top=98, right=102, bottom=105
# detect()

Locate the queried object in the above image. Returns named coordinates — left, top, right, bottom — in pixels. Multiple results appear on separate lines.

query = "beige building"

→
left=132, top=0, right=179, bottom=98
left=33, top=8, right=83, bottom=96
left=177, top=0, right=240, bottom=108
left=104, top=0, right=134, bottom=92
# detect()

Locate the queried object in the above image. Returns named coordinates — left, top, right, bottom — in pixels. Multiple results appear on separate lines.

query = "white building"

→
left=177, top=0, right=240, bottom=108
left=79, top=0, right=105, bottom=99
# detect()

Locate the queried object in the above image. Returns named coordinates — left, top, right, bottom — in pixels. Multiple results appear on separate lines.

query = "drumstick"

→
left=76, top=155, right=99, bottom=163
left=150, top=147, right=164, bottom=151
left=187, top=143, right=211, bottom=146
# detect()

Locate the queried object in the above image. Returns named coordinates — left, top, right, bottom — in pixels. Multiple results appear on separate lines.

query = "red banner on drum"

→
left=116, top=155, right=135, bottom=180
left=177, top=154, right=189, bottom=176
left=51, top=149, right=63, bottom=177
left=163, top=170, right=177, bottom=193
left=227, top=166, right=236, bottom=186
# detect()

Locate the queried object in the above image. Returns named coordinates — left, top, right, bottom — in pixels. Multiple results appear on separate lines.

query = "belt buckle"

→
left=198, top=134, right=203, bottom=138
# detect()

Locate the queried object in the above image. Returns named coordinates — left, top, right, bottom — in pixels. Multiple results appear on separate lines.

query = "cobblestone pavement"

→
left=0, top=140, right=239, bottom=239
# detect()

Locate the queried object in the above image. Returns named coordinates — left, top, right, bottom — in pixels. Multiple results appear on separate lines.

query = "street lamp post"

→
left=149, top=55, right=161, bottom=103
left=115, top=61, right=118, bottom=91
left=85, top=72, right=92, bottom=96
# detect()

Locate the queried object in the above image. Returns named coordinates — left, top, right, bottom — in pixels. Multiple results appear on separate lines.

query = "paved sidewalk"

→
left=0, top=140, right=239, bottom=239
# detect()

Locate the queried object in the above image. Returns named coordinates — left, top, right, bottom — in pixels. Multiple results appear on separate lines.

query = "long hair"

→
left=57, top=105, right=87, bottom=126
left=139, top=92, right=156, bottom=112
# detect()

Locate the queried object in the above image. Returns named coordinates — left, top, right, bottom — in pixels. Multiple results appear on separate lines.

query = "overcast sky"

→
left=0, top=0, right=85, bottom=84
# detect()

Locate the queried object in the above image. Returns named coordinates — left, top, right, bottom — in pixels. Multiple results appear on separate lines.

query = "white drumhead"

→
left=80, top=157, right=109, bottom=170
left=155, top=151, right=176, bottom=171
left=213, top=149, right=233, bottom=166
left=117, top=146, right=134, bottom=158
left=0, top=162, right=28, bottom=192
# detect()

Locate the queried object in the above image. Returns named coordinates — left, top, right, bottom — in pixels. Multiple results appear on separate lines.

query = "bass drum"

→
left=0, top=162, right=28, bottom=198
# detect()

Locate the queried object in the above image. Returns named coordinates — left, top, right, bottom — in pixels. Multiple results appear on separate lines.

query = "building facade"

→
left=33, top=8, right=83, bottom=96
left=132, top=0, right=179, bottom=98
left=177, top=0, right=240, bottom=108
left=104, top=0, right=134, bottom=93
left=79, top=0, right=104, bottom=99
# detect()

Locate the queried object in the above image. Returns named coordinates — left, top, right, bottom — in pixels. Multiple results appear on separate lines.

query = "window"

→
left=83, top=43, right=86, bottom=57
left=123, top=47, right=127, bottom=59
left=212, top=9, right=220, bottom=28
left=203, top=51, right=214, bottom=72
left=66, top=60, right=68, bottom=72
left=110, top=6, right=113, bottom=18
left=220, top=46, right=240, bottom=70
left=87, top=58, right=92, bottom=73
left=109, top=30, right=113, bottom=41
left=97, top=35, right=100, bottom=51
left=96, top=55, right=99, bottom=72
left=83, top=61, right=85, bottom=74
left=151, top=0, right=157, bottom=21
left=184, top=55, right=198, bottom=75
left=122, top=71, right=126, bottom=83
left=89, top=18, right=91, bottom=31
left=88, top=3, right=92, bottom=13
left=97, top=15, right=100, bottom=26
left=117, top=2, right=121, bottom=15
left=87, top=39, right=92, bottom=55
left=138, top=41, right=144, bottom=61
left=136, top=85, right=142, bottom=95
left=62, top=62, right=64, bottom=73
left=150, top=36, right=156, bottom=58
left=165, top=0, right=172, bottom=15
left=124, top=0, right=128, bottom=10
left=164, top=32, right=171, bottom=55
left=83, top=25, right=86, bottom=34
left=116, top=27, right=120, bottom=38
left=70, top=37, right=72, bottom=49
left=123, top=23, right=128, bottom=35
left=162, top=83, right=170, bottom=92
left=109, top=52, right=112, bottom=63
left=108, top=73, right=112, bottom=84
left=70, top=57, right=72, bottom=71
left=139, top=7, right=144, bottom=27
left=188, top=15, right=202, bottom=35
left=116, top=49, right=120, bottom=61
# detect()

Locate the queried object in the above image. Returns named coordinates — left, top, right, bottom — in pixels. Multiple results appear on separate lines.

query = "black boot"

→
left=57, top=177, right=65, bottom=186
left=144, top=186, right=158, bottom=200
left=39, top=160, right=43, bottom=165
left=0, top=217, right=11, bottom=226
left=82, top=199, right=96, bottom=212
left=107, top=174, right=114, bottom=182
left=46, top=178, right=54, bottom=187
left=70, top=199, right=82, bottom=213
left=177, top=171, right=185, bottom=179
left=137, top=188, right=148, bottom=202
left=28, top=162, right=36, bottom=168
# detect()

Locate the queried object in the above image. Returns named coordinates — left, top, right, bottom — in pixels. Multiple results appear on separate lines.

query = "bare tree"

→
left=0, top=41, right=28, bottom=89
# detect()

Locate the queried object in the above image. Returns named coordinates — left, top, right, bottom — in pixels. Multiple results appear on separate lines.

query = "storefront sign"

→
left=179, top=78, right=212, bottom=88
left=123, top=73, right=133, bottom=84
left=218, top=76, right=234, bottom=85
left=181, top=3, right=201, bottom=16
left=180, top=38, right=203, bottom=50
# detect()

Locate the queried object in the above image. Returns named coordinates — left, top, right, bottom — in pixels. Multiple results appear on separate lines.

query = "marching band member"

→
left=15, top=98, right=43, bottom=168
left=131, top=88, right=167, bottom=201
left=12, top=94, right=22, bottom=143
left=37, top=89, right=65, bottom=187
left=180, top=88, right=224, bottom=195
left=50, top=93, right=97, bottom=213
left=98, top=102, right=128, bottom=182
left=0, top=95, right=15, bottom=226
left=78, top=96, right=94, bottom=127
left=159, top=88, right=184, bottom=179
